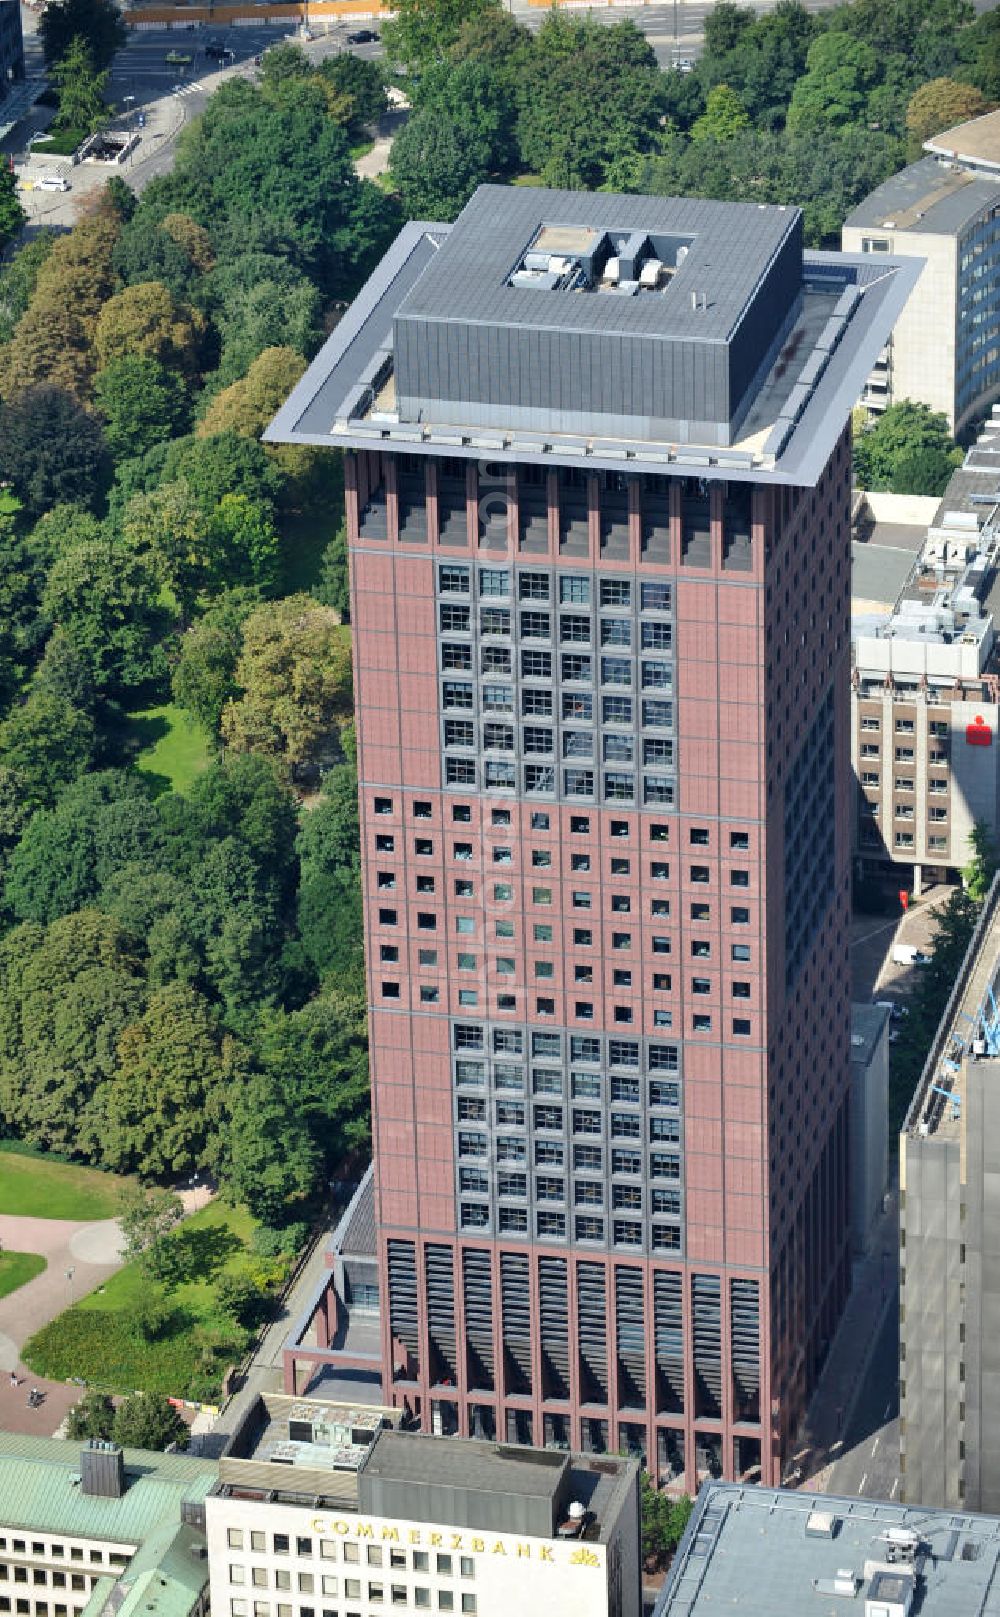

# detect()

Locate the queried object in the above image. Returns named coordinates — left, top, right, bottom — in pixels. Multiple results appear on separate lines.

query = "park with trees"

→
left=0, top=32, right=397, bottom=1260
left=0, top=0, right=992, bottom=1412
left=380, top=0, right=999, bottom=244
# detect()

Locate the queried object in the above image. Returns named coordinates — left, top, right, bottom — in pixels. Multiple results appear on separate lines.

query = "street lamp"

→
left=64, top=1266, right=75, bottom=1304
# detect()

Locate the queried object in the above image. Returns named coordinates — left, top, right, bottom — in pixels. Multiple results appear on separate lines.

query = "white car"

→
left=37, top=174, right=70, bottom=192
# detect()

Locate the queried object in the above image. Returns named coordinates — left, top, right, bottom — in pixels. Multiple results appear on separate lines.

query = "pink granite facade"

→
left=347, top=431, right=853, bottom=1491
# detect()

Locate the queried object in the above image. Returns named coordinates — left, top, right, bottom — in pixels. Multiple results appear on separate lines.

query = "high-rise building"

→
left=267, top=187, right=917, bottom=1490
left=899, top=869, right=1000, bottom=1512
left=0, top=0, right=24, bottom=118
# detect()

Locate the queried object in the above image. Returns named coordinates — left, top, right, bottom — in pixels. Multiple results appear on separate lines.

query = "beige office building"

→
left=843, top=109, right=1000, bottom=437
left=0, top=1435, right=215, bottom=1617
left=205, top=1395, right=640, bottom=1617
left=852, top=411, right=1000, bottom=888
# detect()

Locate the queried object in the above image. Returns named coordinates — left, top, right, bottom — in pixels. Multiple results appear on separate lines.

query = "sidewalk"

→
left=791, top=1188, right=898, bottom=1492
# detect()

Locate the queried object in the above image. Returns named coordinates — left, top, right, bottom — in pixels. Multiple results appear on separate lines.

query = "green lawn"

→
left=22, top=1200, right=261, bottom=1401
left=0, top=1146, right=134, bottom=1221
left=0, top=1251, right=46, bottom=1300
left=125, top=702, right=213, bottom=796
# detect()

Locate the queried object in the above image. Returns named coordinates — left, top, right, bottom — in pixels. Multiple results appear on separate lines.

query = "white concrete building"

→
left=852, top=411, right=1000, bottom=888
left=843, top=109, right=1000, bottom=437
left=205, top=1396, right=640, bottom=1617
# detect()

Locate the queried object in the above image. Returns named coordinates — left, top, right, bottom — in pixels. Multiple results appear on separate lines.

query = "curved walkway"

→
left=0, top=1184, right=212, bottom=1435
left=0, top=1212, right=125, bottom=1434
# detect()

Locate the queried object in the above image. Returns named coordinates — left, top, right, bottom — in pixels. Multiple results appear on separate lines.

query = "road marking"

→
left=860, top=1473, right=868, bottom=1493
left=884, top=1402, right=892, bottom=1421
left=891, top=1478, right=899, bottom=1499
left=871, top=1437, right=880, bottom=1457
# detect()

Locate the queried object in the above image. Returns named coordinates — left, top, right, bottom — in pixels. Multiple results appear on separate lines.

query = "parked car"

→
left=165, top=50, right=192, bottom=66
left=892, top=944, right=932, bottom=966
left=37, top=174, right=70, bottom=192
left=347, top=28, right=378, bottom=43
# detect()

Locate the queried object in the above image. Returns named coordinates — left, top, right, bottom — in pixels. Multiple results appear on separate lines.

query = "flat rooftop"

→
left=266, top=185, right=920, bottom=488
left=851, top=1002, right=889, bottom=1068
left=925, top=107, right=1000, bottom=175
left=359, top=1431, right=636, bottom=1545
left=657, top=1483, right=1000, bottom=1617
left=361, top=1433, right=568, bottom=1501
left=0, top=1434, right=217, bottom=1544
left=844, top=153, right=1000, bottom=236
left=903, top=877, right=1000, bottom=1143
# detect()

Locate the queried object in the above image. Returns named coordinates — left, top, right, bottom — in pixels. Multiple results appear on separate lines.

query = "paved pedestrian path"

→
left=0, top=1184, right=212, bottom=1434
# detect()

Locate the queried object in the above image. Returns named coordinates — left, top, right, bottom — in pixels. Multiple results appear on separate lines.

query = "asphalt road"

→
left=825, top=1297, right=902, bottom=1502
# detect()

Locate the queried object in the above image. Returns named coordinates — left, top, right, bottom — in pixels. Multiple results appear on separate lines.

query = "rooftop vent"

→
left=81, top=1441, right=125, bottom=1500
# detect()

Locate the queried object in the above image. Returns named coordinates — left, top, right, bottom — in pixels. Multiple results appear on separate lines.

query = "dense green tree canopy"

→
left=853, top=400, right=963, bottom=494
left=93, top=355, right=191, bottom=463
left=39, top=0, right=125, bottom=70
left=4, top=771, right=162, bottom=925
left=0, top=388, right=106, bottom=519
left=0, top=909, right=146, bottom=1155
left=0, top=171, right=25, bottom=259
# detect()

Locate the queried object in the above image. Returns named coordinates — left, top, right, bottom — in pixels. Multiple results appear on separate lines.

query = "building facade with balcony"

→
left=267, top=186, right=918, bottom=1492
left=842, top=110, right=1000, bottom=437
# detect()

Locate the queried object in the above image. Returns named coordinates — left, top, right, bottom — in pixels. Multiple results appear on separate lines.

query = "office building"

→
left=206, top=1394, right=640, bottom=1617
left=0, top=1434, right=216, bottom=1617
left=852, top=409, right=1000, bottom=890
left=267, top=185, right=918, bottom=1489
left=900, top=869, right=1000, bottom=1512
left=655, top=1480, right=1000, bottom=1616
left=0, top=0, right=23, bottom=114
left=843, top=109, right=1000, bottom=437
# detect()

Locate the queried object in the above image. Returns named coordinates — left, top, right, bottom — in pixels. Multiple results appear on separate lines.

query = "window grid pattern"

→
left=451, top=1020, right=683, bottom=1256
left=436, top=565, right=676, bottom=808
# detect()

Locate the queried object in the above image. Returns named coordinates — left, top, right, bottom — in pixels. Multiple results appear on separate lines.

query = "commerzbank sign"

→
left=307, top=1516, right=603, bottom=1570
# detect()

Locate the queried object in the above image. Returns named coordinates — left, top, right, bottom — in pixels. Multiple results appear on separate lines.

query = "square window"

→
left=382, top=981, right=400, bottom=999
left=733, top=1018, right=751, bottom=1036
left=418, top=948, right=438, bottom=966
left=693, top=1014, right=711, bottom=1032
left=420, top=986, right=439, bottom=1004
left=374, top=797, right=393, bottom=816
left=731, top=905, right=750, bottom=924
left=574, top=928, right=592, bottom=945
left=380, top=945, right=398, bottom=963
left=531, top=811, right=550, bottom=830
left=413, top=800, right=432, bottom=819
